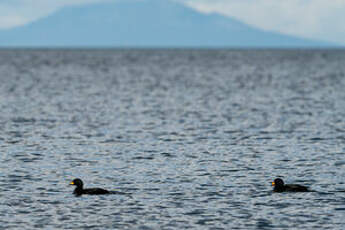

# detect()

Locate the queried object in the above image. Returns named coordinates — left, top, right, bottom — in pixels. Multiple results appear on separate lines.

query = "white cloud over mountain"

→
left=0, top=0, right=108, bottom=29
left=0, top=0, right=344, bottom=45
left=183, top=0, right=345, bottom=44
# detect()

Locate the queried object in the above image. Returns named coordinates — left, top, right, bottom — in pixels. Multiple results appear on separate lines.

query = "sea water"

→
left=0, top=49, right=345, bottom=229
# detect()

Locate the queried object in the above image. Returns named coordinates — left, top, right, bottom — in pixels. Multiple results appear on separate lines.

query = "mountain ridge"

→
left=0, top=0, right=336, bottom=48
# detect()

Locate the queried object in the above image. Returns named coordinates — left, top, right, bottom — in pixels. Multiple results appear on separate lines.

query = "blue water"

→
left=1, top=49, right=345, bottom=229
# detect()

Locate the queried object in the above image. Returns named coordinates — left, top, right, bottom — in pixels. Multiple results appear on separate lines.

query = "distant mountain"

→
left=0, top=0, right=335, bottom=47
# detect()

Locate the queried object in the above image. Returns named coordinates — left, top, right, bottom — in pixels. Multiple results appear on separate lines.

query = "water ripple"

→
left=0, top=49, right=345, bottom=229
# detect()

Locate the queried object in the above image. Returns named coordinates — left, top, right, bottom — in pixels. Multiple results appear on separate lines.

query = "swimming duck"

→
left=272, top=178, right=309, bottom=192
left=70, top=178, right=110, bottom=196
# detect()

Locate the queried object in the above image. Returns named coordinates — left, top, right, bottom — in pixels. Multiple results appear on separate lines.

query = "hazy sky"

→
left=0, top=0, right=344, bottom=44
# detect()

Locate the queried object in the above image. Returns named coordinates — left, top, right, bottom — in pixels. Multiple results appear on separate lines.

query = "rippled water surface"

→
left=1, top=49, right=345, bottom=229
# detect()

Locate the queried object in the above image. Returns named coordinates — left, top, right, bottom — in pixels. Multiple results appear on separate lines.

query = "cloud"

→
left=181, top=0, right=345, bottom=45
left=0, top=0, right=110, bottom=29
